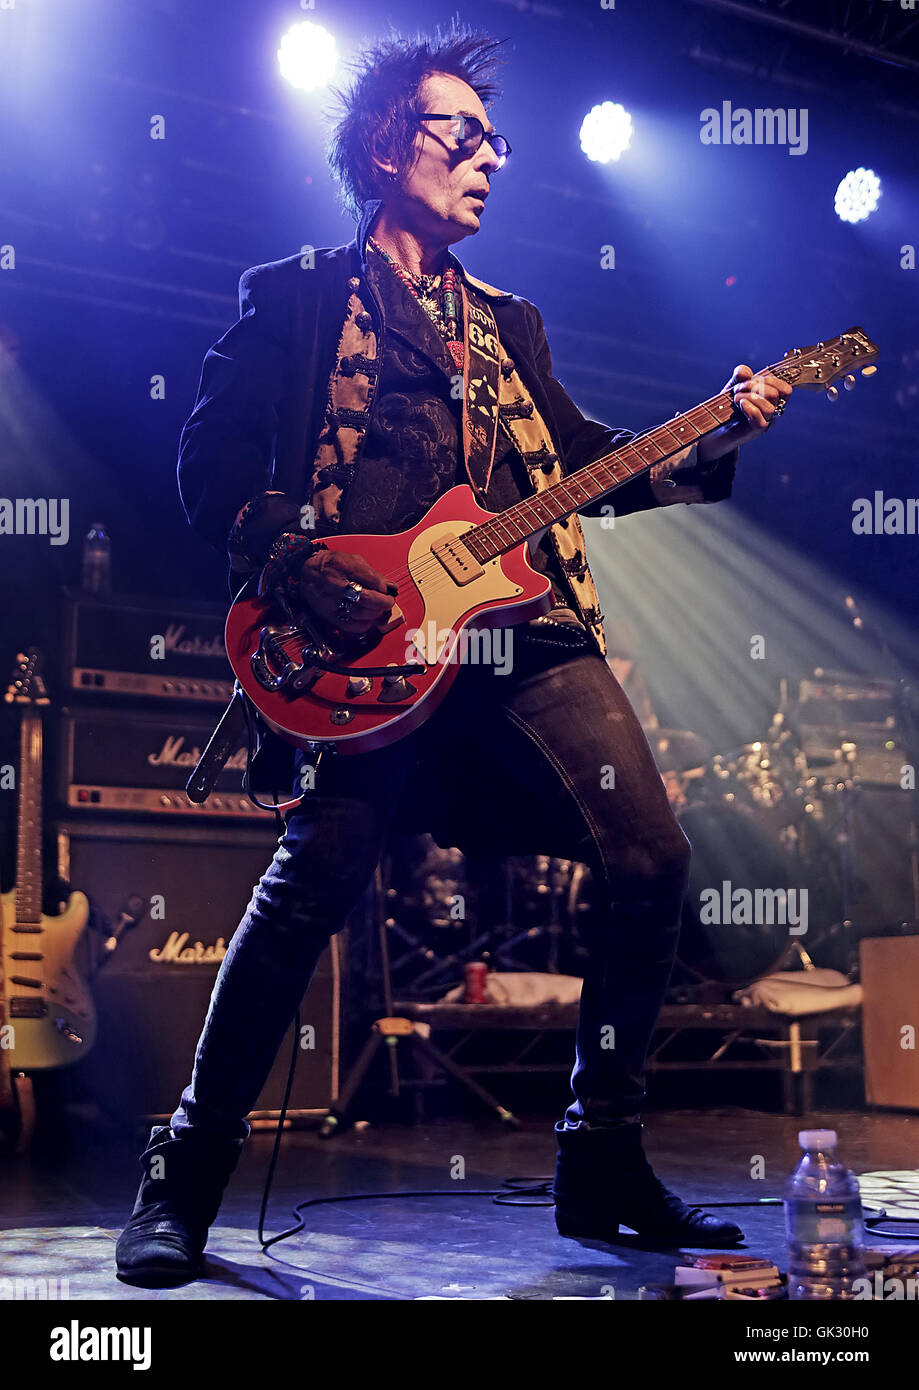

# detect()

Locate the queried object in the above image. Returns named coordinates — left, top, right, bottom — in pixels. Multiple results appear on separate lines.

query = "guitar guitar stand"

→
left=319, top=862, right=520, bottom=1138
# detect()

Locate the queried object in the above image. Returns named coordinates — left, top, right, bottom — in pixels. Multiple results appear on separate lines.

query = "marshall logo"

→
left=149, top=931, right=228, bottom=965
left=147, top=736, right=247, bottom=771
left=163, top=622, right=226, bottom=659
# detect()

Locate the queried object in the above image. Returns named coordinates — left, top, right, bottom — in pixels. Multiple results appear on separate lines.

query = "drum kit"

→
left=651, top=669, right=918, bottom=991
left=383, top=838, right=593, bottom=997
left=383, top=670, right=918, bottom=1001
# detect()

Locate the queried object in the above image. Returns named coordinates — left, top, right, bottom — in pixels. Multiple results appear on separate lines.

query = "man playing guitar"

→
left=116, top=27, right=792, bottom=1286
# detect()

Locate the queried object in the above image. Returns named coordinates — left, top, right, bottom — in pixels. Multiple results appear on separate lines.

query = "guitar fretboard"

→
left=462, top=378, right=768, bottom=562
left=15, top=715, right=43, bottom=925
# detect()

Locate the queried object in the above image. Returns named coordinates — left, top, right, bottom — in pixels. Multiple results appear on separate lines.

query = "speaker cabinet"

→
left=57, top=819, right=342, bottom=1124
left=847, top=789, right=919, bottom=928
left=860, top=936, right=919, bottom=1111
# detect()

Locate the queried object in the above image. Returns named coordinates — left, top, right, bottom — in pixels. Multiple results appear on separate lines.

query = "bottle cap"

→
left=798, top=1129, right=837, bottom=1149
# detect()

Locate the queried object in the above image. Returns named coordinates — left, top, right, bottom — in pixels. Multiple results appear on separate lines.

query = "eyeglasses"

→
left=415, top=113, right=511, bottom=169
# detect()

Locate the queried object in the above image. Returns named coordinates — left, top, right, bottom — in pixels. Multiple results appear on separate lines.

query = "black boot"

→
left=553, top=1121, right=744, bottom=1249
left=115, top=1125, right=244, bottom=1287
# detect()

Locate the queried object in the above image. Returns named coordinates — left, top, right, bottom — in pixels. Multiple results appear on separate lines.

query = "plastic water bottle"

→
left=82, top=522, right=112, bottom=594
left=784, top=1130, right=867, bottom=1299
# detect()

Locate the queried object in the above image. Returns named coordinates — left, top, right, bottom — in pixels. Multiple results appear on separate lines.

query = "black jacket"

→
left=178, top=199, right=735, bottom=568
left=176, top=202, right=736, bottom=851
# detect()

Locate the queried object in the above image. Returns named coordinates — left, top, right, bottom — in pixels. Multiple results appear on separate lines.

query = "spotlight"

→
left=834, top=168, right=881, bottom=224
left=277, top=21, right=338, bottom=92
left=579, top=102, right=633, bottom=164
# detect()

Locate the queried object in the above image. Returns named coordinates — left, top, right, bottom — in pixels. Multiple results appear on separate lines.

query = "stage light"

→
left=277, top=21, right=338, bottom=92
left=834, top=168, right=881, bottom=224
left=579, top=102, right=633, bottom=164
left=584, top=498, right=919, bottom=755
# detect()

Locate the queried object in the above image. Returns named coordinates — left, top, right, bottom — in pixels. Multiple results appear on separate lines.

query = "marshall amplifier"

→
left=63, top=589, right=235, bottom=704
left=60, top=704, right=276, bottom=819
left=59, top=819, right=344, bottom=1123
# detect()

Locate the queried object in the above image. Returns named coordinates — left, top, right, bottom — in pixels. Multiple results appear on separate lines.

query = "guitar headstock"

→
left=4, top=649, right=49, bottom=706
left=775, top=327, right=879, bottom=400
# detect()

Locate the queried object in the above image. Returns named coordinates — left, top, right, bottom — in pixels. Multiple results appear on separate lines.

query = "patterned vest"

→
left=307, top=268, right=608, bottom=658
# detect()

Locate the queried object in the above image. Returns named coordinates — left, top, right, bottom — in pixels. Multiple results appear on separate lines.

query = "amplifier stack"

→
left=57, top=589, right=340, bottom=1125
left=61, top=589, right=271, bottom=820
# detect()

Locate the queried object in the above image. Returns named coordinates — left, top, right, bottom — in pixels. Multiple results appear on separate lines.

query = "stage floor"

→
left=2, top=1108, right=917, bottom=1300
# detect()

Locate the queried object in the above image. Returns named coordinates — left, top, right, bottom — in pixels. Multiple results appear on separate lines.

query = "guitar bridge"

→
left=251, top=625, right=330, bottom=695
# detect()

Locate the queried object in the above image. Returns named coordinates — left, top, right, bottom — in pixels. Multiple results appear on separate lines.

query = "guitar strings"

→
left=374, top=385, right=740, bottom=592
left=327, top=343, right=857, bottom=604
left=378, top=345, right=839, bottom=592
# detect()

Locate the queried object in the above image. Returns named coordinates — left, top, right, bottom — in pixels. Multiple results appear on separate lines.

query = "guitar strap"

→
left=186, top=682, right=248, bottom=803
left=459, top=284, right=608, bottom=658
left=457, top=281, right=502, bottom=501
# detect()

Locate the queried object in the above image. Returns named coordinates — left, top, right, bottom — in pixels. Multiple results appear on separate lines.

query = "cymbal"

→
left=646, top=728, right=711, bottom=774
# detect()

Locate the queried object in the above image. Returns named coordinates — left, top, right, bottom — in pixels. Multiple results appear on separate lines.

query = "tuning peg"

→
left=861, top=366, right=877, bottom=378
left=826, top=386, right=839, bottom=402
left=844, top=374, right=856, bottom=391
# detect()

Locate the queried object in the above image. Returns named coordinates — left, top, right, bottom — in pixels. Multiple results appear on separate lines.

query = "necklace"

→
left=369, top=237, right=464, bottom=372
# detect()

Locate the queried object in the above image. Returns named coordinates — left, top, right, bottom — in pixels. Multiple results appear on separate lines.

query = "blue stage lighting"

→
left=277, top=21, right=338, bottom=92
left=579, top=102, right=633, bottom=164
left=834, top=168, right=881, bottom=224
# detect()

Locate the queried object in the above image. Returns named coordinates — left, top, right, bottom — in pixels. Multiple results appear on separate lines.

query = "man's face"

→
left=388, top=72, right=503, bottom=246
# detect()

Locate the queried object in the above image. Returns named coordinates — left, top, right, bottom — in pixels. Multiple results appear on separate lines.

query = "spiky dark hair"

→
left=327, top=23, right=506, bottom=222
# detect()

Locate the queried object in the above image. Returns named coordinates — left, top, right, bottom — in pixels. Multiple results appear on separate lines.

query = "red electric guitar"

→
left=226, top=329, right=879, bottom=755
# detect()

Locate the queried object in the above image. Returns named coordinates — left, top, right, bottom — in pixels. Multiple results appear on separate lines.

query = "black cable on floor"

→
left=256, top=1021, right=914, bottom=1255
left=257, top=1004, right=303, bottom=1249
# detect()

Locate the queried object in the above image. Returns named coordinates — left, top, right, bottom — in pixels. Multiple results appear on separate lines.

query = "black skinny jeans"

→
left=171, top=642, right=690, bottom=1141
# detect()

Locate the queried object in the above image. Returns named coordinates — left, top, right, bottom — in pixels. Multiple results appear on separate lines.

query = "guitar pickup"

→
left=431, top=534, right=484, bottom=585
left=10, top=998, right=48, bottom=1018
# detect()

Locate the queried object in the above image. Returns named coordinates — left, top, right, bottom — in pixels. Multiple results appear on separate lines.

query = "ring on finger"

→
left=336, top=581, right=364, bottom=620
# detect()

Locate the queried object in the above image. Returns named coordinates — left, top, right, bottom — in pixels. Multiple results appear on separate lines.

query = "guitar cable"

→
left=240, top=685, right=308, bottom=817
left=241, top=629, right=917, bottom=1254
left=254, top=1014, right=917, bottom=1260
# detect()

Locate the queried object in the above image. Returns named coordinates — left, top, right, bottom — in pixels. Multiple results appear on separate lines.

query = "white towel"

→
left=733, top=968, right=863, bottom=1015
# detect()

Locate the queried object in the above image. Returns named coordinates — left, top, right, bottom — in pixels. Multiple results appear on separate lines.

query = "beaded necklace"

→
left=369, top=236, right=464, bottom=371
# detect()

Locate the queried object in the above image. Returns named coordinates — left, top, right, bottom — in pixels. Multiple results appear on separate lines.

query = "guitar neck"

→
left=462, top=363, right=782, bottom=563
left=15, top=713, right=43, bottom=925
